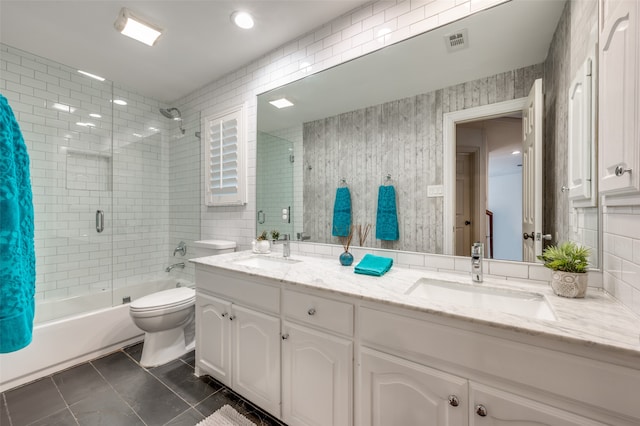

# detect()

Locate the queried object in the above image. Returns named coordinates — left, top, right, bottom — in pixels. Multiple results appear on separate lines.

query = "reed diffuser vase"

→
left=339, top=225, right=354, bottom=266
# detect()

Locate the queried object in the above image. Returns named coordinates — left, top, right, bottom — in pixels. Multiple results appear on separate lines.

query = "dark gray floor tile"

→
left=29, top=407, right=78, bottom=426
left=4, top=377, right=66, bottom=425
left=162, top=408, right=205, bottom=426
left=52, top=363, right=110, bottom=406
left=91, top=351, right=146, bottom=387
left=150, top=360, right=219, bottom=405
left=114, top=371, right=189, bottom=425
left=195, top=387, right=244, bottom=417
left=70, top=387, right=143, bottom=426
left=1, top=396, right=11, bottom=426
left=179, top=350, right=195, bottom=367
left=123, top=342, right=143, bottom=364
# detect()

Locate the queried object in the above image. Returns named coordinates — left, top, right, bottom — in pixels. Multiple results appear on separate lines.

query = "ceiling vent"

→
left=445, top=29, right=469, bottom=53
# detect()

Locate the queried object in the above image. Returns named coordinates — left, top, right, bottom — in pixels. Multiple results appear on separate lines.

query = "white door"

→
left=469, top=382, right=608, bottom=426
left=521, top=78, right=543, bottom=262
left=282, top=322, right=352, bottom=426
left=195, top=293, right=232, bottom=386
left=455, top=152, right=475, bottom=256
left=232, top=304, right=281, bottom=417
left=599, top=0, right=639, bottom=196
left=359, top=347, right=468, bottom=426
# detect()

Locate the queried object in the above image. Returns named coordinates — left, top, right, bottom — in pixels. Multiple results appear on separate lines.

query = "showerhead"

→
left=159, top=107, right=185, bottom=134
left=159, top=107, right=182, bottom=120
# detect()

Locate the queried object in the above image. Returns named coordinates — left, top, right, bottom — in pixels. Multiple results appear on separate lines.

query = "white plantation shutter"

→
left=203, top=105, right=247, bottom=206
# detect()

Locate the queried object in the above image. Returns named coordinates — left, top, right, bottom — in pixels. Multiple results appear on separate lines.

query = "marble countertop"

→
left=191, top=250, right=640, bottom=359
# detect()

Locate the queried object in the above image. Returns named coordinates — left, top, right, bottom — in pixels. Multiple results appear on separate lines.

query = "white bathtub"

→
left=0, top=279, right=191, bottom=392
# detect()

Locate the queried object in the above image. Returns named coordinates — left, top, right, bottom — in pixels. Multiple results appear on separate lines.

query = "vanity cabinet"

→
left=195, top=269, right=281, bottom=417
left=281, top=289, right=353, bottom=426
left=359, top=347, right=468, bottom=425
left=598, top=0, right=640, bottom=203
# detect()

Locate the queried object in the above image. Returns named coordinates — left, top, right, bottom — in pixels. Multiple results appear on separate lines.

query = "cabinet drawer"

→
left=283, top=290, right=353, bottom=336
left=196, top=267, right=279, bottom=314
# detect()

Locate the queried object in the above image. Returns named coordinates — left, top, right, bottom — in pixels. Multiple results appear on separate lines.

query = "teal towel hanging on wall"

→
left=332, top=186, right=352, bottom=237
left=375, top=185, right=399, bottom=241
left=0, top=94, right=36, bottom=353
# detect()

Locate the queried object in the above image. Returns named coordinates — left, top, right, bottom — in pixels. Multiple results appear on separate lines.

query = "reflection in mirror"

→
left=257, top=0, right=600, bottom=268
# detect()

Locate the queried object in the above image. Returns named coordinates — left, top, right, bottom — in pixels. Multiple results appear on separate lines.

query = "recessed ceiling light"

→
left=112, top=99, right=127, bottom=106
left=114, top=8, right=163, bottom=46
left=269, top=98, right=294, bottom=109
left=231, top=11, right=254, bottom=29
left=78, top=70, right=105, bottom=81
left=89, top=113, right=102, bottom=118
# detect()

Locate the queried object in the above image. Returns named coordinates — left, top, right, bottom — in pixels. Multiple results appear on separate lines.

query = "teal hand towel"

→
left=0, top=94, right=36, bottom=353
left=375, top=185, right=399, bottom=241
left=354, top=254, right=393, bottom=277
left=332, top=187, right=352, bottom=237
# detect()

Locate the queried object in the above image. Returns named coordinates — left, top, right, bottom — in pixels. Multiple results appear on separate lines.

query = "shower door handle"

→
left=96, top=210, right=104, bottom=233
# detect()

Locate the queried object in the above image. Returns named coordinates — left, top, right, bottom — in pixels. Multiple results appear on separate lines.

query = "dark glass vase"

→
left=339, top=251, right=354, bottom=266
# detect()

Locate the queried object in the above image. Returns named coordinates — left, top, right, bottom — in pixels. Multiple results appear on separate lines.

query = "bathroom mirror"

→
left=257, top=0, right=600, bottom=267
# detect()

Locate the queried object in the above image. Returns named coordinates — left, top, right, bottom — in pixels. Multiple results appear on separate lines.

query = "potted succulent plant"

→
left=537, top=241, right=591, bottom=298
left=252, top=230, right=271, bottom=253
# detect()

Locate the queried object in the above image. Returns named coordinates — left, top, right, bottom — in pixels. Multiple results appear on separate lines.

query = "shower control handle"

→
left=96, top=210, right=104, bottom=233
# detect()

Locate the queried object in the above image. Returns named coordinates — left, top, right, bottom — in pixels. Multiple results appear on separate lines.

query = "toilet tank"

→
left=191, top=240, right=236, bottom=258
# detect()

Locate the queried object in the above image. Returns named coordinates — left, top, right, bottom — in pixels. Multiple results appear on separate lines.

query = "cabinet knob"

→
left=281, top=333, right=289, bottom=340
left=221, top=312, right=228, bottom=318
left=229, top=315, right=236, bottom=321
left=475, top=404, right=488, bottom=417
left=447, top=395, right=459, bottom=407
left=307, top=308, right=316, bottom=316
left=615, top=165, right=632, bottom=177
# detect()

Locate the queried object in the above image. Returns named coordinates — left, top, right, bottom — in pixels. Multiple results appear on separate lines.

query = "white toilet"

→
left=129, top=239, right=236, bottom=367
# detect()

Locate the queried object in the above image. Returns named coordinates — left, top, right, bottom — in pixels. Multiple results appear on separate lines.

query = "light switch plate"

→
left=427, top=185, right=444, bottom=197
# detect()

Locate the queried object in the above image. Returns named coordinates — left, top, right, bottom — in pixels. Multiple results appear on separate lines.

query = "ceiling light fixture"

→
left=78, top=70, right=105, bottom=81
left=231, top=11, right=254, bottom=29
left=114, top=8, right=163, bottom=46
left=269, top=98, right=294, bottom=109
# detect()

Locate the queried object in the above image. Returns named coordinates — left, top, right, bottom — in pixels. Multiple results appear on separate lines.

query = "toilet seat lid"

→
left=130, top=287, right=195, bottom=311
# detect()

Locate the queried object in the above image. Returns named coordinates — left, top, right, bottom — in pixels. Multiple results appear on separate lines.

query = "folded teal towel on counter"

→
left=354, top=254, right=394, bottom=277
left=332, top=187, right=352, bottom=237
left=375, top=185, right=399, bottom=241
left=0, top=94, right=36, bottom=354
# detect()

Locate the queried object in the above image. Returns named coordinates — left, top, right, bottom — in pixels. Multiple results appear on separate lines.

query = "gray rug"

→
left=196, top=404, right=256, bottom=426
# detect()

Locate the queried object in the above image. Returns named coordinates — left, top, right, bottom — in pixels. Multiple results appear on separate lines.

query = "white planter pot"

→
left=550, top=271, right=588, bottom=298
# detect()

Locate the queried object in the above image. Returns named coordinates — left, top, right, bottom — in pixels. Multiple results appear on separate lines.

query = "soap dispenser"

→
left=471, top=242, right=483, bottom=282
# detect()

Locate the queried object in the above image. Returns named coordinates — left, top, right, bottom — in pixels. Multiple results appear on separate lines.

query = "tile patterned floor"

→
left=1, top=343, right=286, bottom=426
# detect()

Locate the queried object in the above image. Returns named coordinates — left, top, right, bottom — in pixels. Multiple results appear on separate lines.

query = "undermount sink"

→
left=405, top=278, right=556, bottom=321
left=232, top=255, right=301, bottom=271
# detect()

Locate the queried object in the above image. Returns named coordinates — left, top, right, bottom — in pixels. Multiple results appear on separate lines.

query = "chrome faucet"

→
left=471, top=242, right=483, bottom=282
left=173, top=241, right=187, bottom=257
left=166, top=262, right=185, bottom=272
left=272, top=234, right=290, bottom=258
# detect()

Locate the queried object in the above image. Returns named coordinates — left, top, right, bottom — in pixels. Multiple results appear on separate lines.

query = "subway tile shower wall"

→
left=0, top=44, right=176, bottom=302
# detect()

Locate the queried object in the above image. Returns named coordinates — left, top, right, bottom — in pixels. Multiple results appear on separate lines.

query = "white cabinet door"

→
left=232, top=304, right=281, bottom=417
left=195, top=293, right=232, bottom=386
left=282, top=322, right=353, bottom=426
left=599, top=0, right=640, bottom=200
left=469, top=382, right=607, bottom=426
left=359, top=348, right=468, bottom=426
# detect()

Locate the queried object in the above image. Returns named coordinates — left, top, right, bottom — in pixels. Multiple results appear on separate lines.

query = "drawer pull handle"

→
left=229, top=315, right=236, bottom=321
left=447, top=395, right=459, bottom=407
left=307, top=308, right=316, bottom=316
left=475, top=404, right=488, bottom=417
left=281, top=333, right=289, bottom=340
left=615, top=165, right=632, bottom=177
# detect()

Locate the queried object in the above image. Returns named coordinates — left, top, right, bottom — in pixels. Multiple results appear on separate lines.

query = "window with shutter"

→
left=203, top=104, right=247, bottom=206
